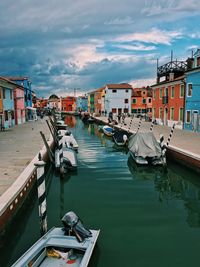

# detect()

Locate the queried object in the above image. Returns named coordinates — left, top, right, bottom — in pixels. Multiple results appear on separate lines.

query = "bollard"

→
left=34, top=153, right=47, bottom=236
left=127, top=117, right=134, bottom=133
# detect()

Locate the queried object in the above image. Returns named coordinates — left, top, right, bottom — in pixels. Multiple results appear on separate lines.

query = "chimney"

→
left=169, top=72, right=174, bottom=81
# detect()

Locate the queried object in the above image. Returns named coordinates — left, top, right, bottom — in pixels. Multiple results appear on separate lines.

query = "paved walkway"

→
left=95, top=116, right=200, bottom=157
left=0, top=118, right=50, bottom=196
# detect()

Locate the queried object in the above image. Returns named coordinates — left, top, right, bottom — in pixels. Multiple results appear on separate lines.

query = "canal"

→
left=1, top=116, right=200, bottom=267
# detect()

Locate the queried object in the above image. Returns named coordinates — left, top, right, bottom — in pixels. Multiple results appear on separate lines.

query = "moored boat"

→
left=11, top=211, right=100, bottom=267
left=112, top=130, right=131, bottom=146
left=63, top=147, right=78, bottom=171
left=102, top=125, right=114, bottom=137
left=128, top=132, right=166, bottom=166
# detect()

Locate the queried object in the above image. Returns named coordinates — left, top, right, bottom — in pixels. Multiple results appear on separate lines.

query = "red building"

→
left=61, top=96, right=76, bottom=112
left=14, top=86, right=25, bottom=125
left=151, top=59, right=187, bottom=129
left=131, top=87, right=152, bottom=119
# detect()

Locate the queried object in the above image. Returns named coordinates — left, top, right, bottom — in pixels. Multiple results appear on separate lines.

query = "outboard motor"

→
left=62, top=211, right=92, bottom=242
left=65, top=130, right=71, bottom=136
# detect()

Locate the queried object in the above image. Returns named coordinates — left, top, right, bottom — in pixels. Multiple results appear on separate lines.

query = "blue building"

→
left=0, top=77, right=15, bottom=129
left=9, top=77, right=34, bottom=120
left=185, top=49, right=200, bottom=132
left=76, top=95, right=88, bottom=112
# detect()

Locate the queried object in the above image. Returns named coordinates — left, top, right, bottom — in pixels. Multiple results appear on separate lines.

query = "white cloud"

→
left=129, top=78, right=156, bottom=87
left=104, top=16, right=134, bottom=25
left=114, top=44, right=156, bottom=51
left=115, top=28, right=183, bottom=45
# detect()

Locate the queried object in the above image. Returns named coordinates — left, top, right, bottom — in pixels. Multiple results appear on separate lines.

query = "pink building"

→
left=14, top=86, right=25, bottom=125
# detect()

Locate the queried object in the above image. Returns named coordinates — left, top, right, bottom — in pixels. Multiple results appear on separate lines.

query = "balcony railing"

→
left=162, top=96, right=168, bottom=104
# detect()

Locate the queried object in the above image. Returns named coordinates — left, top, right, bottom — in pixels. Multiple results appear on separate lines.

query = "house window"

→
left=132, top=98, right=137, bottom=104
left=132, top=109, right=137, bottom=113
left=186, top=110, right=191, bottom=123
left=125, top=89, right=129, bottom=93
left=159, top=108, right=162, bottom=119
left=3, top=88, right=6, bottom=99
left=124, top=99, right=128, bottom=104
left=112, top=108, right=117, bottom=113
left=179, top=108, right=184, bottom=121
left=170, top=107, right=174, bottom=120
left=10, top=90, right=13, bottom=100
left=187, top=84, right=192, bottom=97
left=124, top=108, right=128, bottom=113
left=148, top=98, right=152, bottom=103
left=180, top=84, right=184, bottom=98
left=112, top=89, right=117, bottom=93
left=159, top=88, right=162, bottom=99
left=142, top=99, right=146, bottom=104
left=171, top=86, right=174, bottom=98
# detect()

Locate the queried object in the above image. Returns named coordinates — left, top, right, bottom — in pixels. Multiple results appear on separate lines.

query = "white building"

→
left=104, top=83, right=133, bottom=115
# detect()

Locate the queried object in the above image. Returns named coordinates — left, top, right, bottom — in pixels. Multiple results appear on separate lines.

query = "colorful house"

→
left=76, top=95, right=88, bottom=112
left=0, top=77, right=15, bottom=129
left=131, top=87, right=152, bottom=119
left=14, top=85, right=25, bottom=125
left=8, top=77, right=33, bottom=121
left=61, top=96, right=76, bottom=112
left=184, top=49, right=200, bottom=132
left=94, top=86, right=105, bottom=115
left=88, top=91, right=95, bottom=114
left=104, top=83, right=133, bottom=116
left=151, top=59, right=187, bottom=128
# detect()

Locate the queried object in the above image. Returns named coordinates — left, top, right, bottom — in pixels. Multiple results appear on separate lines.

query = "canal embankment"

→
left=0, top=117, right=53, bottom=233
left=93, top=116, right=200, bottom=173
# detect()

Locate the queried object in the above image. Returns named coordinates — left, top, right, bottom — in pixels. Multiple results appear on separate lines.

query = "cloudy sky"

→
left=0, top=0, right=200, bottom=97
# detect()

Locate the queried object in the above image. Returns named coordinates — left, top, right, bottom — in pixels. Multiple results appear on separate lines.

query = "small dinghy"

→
left=102, top=125, right=114, bottom=137
left=11, top=211, right=100, bottom=267
left=113, top=130, right=131, bottom=146
left=128, top=132, right=166, bottom=166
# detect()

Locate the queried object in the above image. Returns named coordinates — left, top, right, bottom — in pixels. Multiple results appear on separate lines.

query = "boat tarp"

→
left=128, top=132, right=162, bottom=158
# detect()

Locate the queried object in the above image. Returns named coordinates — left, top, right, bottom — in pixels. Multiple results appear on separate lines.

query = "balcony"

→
left=162, top=96, right=168, bottom=104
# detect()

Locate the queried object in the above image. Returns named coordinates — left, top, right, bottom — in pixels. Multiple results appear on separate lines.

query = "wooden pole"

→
left=40, top=131, right=54, bottom=164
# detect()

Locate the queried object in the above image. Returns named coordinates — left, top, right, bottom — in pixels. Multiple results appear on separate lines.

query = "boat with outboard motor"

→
left=128, top=132, right=166, bottom=166
left=62, top=147, right=78, bottom=171
left=11, top=211, right=100, bottom=267
left=112, top=130, right=131, bottom=146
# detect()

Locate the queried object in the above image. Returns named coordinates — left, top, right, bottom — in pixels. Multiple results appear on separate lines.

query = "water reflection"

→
left=127, top=155, right=200, bottom=228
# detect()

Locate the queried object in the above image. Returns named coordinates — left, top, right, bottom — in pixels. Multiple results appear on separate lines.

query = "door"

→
left=118, top=108, right=122, bottom=115
left=164, top=108, right=168, bottom=125
left=192, top=111, right=199, bottom=132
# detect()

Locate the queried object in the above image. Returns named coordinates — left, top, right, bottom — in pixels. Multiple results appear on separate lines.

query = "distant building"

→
left=61, top=96, right=76, bottom=112
left=76, top=95, right=88, bottom=112
left=88, top=91, right=95, bottom=114
left=0, top=77, right=15, bottom=129
left=14, top=86, right=25, bottom=125
left=131, top=87, right=152, bottom=119
left=48, top=94, right=60, bottom=110
left=184, top=49, right=200, bottom=132
left=104, top=83, right=133, bottom=116
left=94, top=86, right=105, bottom=115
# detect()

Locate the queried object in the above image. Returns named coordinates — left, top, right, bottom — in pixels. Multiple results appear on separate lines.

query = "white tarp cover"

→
left=128, top=132, right=162, bottom=158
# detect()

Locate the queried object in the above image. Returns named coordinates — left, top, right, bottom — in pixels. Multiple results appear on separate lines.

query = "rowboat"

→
left=113, top=130, right=131, bottom=146
left=11, top=211, right=100, bottom=267
left=102, top=125, right=114, bottom=137
left=63, top=147, right=78, bottom=171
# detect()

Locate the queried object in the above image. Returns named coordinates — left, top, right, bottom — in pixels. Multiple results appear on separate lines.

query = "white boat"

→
left=12, top=211, right=100, bottom=267
left=128, top=132, right=166, bottom=166
left=63, top=147, right=78, bottom=171
left=56, top=120, right=68, bottom=130
left=112, top=130, right=131, bottom=146
left=61, top=134, right=79, bottom=151
left=102, top=125, right=114, bottom=137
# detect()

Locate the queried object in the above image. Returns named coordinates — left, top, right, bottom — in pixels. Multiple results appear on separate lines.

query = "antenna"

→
left=171, top=50, right=173, bottom=62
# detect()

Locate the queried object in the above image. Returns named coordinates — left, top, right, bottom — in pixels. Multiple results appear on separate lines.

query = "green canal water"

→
left=1, top=116, right=200, bottom=267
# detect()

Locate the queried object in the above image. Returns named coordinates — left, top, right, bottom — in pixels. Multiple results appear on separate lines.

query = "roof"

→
left=151, top=75, right=185, bottom=87
left=0, top=76, right=24, bottom=89
left=106, top=83, right=132, bottom=89
left=7, top=77, right=29, bottom=81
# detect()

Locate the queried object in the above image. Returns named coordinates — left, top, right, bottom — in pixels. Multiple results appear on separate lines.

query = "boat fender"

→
left=123, top=134, right=128, bottom=143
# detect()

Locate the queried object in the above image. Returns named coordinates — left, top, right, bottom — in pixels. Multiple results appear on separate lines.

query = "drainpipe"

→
left=182, top=77, right=186, bottom=130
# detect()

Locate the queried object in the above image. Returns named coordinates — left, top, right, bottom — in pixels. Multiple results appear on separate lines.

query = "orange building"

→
left=151, top=76, right=185, bottom=128
left=94, top=86, right=105, bottom=115
left=131, top=87, right=152, bottom=119
left=61, top=96, right=76, bottom=112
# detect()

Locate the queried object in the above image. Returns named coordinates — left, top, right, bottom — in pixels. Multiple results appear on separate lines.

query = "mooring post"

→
left=40, top=131, right=54, bottom=164
left=34, top=153, right=47, bottom=236
left=166, top=123, right=176, bottom=147
left=127, top=116, right=134, bottom=133
left=149, top=120, right=154, bottom=131
left=59, top=135, right=64, bottom=174
left=137, top=117, right=142, bottom=132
